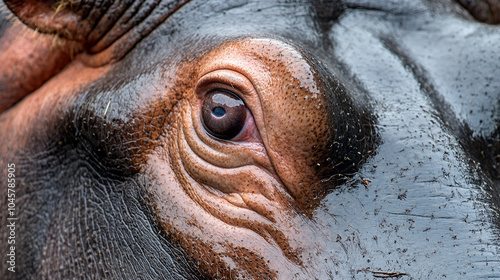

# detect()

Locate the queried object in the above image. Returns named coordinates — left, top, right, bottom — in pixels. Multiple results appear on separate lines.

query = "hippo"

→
left=0, top=0, right=499, bottom=279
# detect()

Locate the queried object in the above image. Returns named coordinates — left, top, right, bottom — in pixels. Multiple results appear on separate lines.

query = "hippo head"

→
left=8, top=0, right=498, bottom=279
left=1, top=1, right=376, bottom=278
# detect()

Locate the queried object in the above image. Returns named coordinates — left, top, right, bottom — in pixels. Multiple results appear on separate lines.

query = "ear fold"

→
left=0, top=0, right=191, bottom=113
left=4, top=0, right=190, bottom=66
left=4, top=0, right=115, bottom=43
left=0, top=17, right=71, bottom=114
left=457, top=0, right=500, bottom=24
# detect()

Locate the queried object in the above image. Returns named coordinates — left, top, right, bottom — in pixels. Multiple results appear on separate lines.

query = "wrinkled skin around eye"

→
left=138, top=37, right=376, bottom=279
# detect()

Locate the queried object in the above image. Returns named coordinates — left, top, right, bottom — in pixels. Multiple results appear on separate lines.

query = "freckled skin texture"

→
left=0, top=0, right=499, bottom=279
left=147, top=38, right=367, bottom=278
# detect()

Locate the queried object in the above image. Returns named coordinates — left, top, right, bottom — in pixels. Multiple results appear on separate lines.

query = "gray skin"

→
left=0, top=0, right=499, bottom=279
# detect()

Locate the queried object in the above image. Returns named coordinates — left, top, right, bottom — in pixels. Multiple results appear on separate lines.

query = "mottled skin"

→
left=146, top=38, right=372, bottom=278
left=0, top=0, right=499, bottom=279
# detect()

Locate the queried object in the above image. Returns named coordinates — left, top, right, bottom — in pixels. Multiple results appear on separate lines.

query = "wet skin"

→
left=0, top=0, right=499, bottom=279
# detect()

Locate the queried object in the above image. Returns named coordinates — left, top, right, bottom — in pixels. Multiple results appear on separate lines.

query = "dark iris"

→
left=202, top=89, right=247, bottom=140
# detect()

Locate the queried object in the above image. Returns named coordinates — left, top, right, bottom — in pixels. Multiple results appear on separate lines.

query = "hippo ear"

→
left=3, top=0, right=100, bottom=43
left=456, top=0, right=500, bottom=24
left=4, top=0, right=189, bottom=66
left=0, top=2, right=72, bottom=114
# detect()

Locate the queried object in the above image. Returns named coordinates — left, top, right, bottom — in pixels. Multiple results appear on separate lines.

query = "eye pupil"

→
left=201, top=90, right=247, bottom=140
left=212, top=107, right=226, bottom=117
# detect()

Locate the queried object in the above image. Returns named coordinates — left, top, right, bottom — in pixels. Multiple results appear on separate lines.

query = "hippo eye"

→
left=201, top=89, right=247, bottom=140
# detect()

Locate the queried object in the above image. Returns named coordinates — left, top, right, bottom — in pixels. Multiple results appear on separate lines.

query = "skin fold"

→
left=145, top=37, right=372, bottom=278
left=0, top=0, right=499, bottom=279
